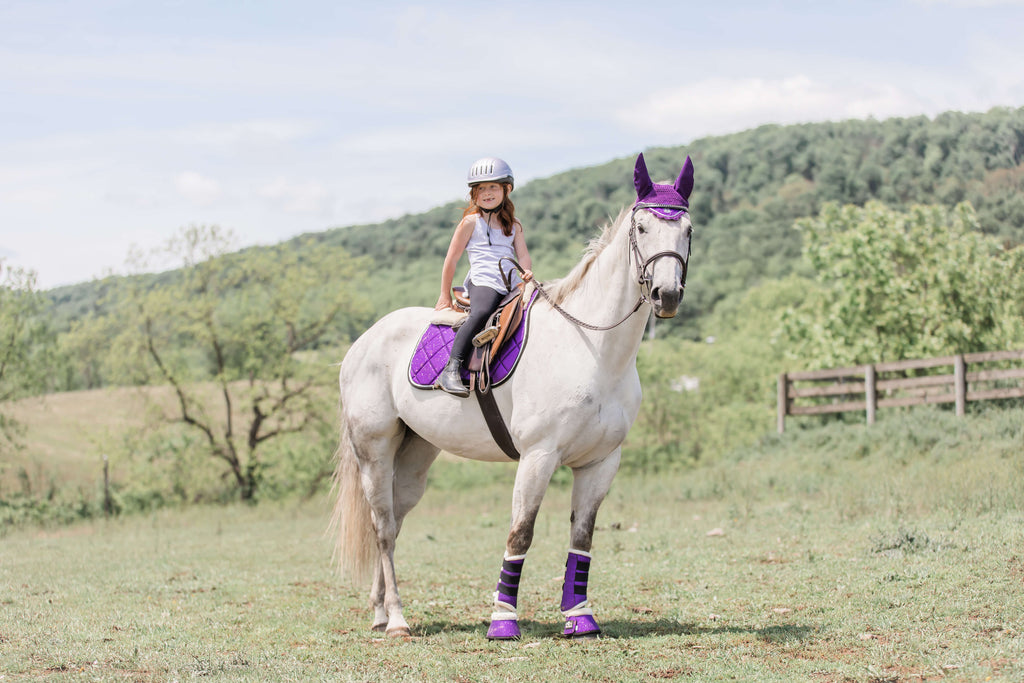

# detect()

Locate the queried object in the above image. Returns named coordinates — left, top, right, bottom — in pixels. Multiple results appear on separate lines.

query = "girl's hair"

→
left=463, top=183, right=517, bottom=236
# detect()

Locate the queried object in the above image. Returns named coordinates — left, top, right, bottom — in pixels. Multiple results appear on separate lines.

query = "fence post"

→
left=103, top=454, right=112, bottom=517
left=777, top=372, right=788, bottom=434
left=865, top=364, right=877, bottom=425
left=954, top=354, right=966, bottom=417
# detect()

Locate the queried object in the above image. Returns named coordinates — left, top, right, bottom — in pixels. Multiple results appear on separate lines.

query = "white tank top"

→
left=463, top=214, right=520, bottom=294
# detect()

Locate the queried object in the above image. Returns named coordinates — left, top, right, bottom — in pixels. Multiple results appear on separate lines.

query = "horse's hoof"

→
left=370, top=622, right=387, bottom=633
left=386, top=626, right=412, bottom=638
left=486, top=619, right=521, bottom=640
left=562, top=615, right=601, bottom=639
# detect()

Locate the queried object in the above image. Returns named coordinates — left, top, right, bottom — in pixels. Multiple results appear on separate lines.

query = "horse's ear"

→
left=675, top=156, right=694, bottom=201
left=634, top=153, right=653, bottom=201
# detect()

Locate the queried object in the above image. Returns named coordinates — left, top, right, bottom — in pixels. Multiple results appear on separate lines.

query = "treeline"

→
left=44, top=106, right=1024, bottom=347
left=3, top=106, right=1024, bottom=520
left=307, top=106, right=1024, bottom=337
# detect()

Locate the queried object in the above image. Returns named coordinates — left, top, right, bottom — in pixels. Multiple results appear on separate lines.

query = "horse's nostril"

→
left=650, top=287, right=661, bottom=302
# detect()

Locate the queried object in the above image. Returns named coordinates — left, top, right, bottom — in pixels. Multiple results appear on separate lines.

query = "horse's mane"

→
left=542, top=207, right=630, bottom=305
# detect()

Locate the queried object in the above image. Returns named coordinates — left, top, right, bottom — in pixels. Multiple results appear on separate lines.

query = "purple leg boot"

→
left=561, top=549, right=601, bottom=638
left=487, top=554, right=525, bottom=640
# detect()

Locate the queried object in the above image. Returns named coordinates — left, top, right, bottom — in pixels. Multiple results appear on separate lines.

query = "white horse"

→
left=331, top=153, right=694, bottom=639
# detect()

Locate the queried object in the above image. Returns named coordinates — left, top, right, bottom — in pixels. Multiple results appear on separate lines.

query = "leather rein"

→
left=506, top=202, right=691, bottom=332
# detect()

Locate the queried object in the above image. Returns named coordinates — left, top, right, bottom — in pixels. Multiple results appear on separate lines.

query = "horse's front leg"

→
left=487, top=451, right=560, bottom=640
left=562, top=448, right=622, bottom=638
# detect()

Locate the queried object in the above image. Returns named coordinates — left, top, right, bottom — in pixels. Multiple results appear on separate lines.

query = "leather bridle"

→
left=629, top=202, right=691, bottom=303
left=510, top=203, right=691, bottom=332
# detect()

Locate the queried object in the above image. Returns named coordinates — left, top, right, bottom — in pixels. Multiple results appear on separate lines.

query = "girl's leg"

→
left=450, top=284, right=503, bottom=361
left=438, top=284, right=503, bottom=396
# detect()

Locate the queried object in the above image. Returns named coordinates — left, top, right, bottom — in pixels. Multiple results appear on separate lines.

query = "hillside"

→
left=308, top=106, right=1024, bottom=337
left=46, top=106, right=1024, bottom=342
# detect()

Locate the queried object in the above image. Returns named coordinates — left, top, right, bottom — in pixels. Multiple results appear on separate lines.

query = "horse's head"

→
left=631, top=153, right=694, bottom=318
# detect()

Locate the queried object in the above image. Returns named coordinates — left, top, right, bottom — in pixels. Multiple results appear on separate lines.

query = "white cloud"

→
left=3, top=1, right=1023, bottom=290
left=175, top=171, right=222, bottom=207
left=336, top=119, right=579, bottom=158
left=964, top=35, right=1024, bottom=103
left=617, top=75, right=929, bottom=140
left=168, top=120, right=315, bottom=149
left=259, top=178, right=333, bottom=217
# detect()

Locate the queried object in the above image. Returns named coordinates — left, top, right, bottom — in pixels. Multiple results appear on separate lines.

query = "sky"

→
left=2, top=0, right=1023, bottom=290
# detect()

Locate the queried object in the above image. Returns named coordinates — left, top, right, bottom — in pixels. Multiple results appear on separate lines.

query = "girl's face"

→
left=474, top=182, right=505, bottom=210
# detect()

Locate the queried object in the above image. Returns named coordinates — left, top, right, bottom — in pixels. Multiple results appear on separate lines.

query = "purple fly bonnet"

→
left=633, top=153, right=694, bottom=221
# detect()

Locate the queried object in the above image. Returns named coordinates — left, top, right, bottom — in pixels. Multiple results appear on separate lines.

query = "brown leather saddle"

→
left=445, top=282, right=530, bottom=461
left=451, top=284, right=526, bottom=392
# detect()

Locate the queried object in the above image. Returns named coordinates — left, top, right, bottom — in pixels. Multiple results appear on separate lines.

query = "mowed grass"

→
left=1, top=383, right=335, bottom=501
left=3, top=407, right=1024, bottom=683
left=1, top=387, right=152, bottom=494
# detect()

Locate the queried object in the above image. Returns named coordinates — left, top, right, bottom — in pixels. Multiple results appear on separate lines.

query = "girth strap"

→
left=474, top=383, right=520, bottom=461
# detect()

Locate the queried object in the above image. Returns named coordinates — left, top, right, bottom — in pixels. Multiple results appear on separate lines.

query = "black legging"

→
left=450, top=283, right=505, bottom=362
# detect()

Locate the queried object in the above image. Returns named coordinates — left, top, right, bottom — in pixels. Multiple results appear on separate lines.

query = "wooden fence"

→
left=777, top=349, right=1024, bottom=433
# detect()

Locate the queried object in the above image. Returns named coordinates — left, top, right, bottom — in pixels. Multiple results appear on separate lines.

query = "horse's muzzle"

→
left=650, top=286, right=681, bottom=318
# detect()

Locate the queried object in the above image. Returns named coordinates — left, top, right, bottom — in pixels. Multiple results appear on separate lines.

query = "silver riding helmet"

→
left=467, top=157, right=514, bottom=190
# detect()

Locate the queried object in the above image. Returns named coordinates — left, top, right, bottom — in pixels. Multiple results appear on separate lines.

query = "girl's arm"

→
left=512, top=221, right=533, bottom=281
left=435, top=215, right=476, bottom=310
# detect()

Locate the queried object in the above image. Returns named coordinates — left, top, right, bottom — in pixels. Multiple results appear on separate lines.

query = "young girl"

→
left=435, top=157, right=533, bottom=397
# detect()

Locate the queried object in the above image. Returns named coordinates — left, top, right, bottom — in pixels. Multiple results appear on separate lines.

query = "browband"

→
left=633, top=202, right=688, bottom=221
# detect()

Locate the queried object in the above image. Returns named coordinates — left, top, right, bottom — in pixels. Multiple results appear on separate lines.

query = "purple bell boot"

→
left=561, top=549, right=601, bottom=638
left=487, top=554, right=525, bottom=640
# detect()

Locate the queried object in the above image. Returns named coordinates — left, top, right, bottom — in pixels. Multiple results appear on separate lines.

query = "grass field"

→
left=1, top=387, right=151, bottom=495
left=1, top=384, right=338, bottom=521
left=3, top=406, right=1023, bottom=682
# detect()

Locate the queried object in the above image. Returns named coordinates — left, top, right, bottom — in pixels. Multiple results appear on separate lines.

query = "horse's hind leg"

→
left=368, top=432, right=439, bottom=632
left=562, top=449, right=622, bottom=638
left=348, top=417, right=418, bottom=637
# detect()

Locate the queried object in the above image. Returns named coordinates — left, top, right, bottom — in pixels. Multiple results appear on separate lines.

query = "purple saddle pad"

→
left=409, top=290, right=537, bottom=390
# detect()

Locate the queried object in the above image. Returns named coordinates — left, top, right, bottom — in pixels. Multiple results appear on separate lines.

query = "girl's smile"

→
left=475, top=182, right=504, bottom=209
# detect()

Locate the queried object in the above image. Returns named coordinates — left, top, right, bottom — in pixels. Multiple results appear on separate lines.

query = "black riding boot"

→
left=437, top=357, right=469, bottom=397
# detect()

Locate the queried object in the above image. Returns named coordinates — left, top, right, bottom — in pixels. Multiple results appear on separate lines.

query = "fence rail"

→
left=776, top=349, right=1024, bottom=433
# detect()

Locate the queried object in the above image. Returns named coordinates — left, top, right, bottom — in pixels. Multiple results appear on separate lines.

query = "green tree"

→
left=0, top=263, right=51, bottom=455
left=630, top=276, right=812, bottom=468
left=782, top=201, right=1024, bottom=367
left=102, top=226, right=370, bottom=501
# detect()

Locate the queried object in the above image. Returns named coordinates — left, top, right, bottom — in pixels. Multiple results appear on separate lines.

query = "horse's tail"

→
left=328, top=421, right=378, bottom=583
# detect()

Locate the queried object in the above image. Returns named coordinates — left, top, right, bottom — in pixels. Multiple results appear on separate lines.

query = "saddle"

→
left=452, top=284, right=526, bottom=390
left=409, top=286, right=536, bottom=462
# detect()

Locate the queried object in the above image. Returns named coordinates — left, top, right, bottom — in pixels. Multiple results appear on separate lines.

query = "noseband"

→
left=629, top=202, right=691, bottom=299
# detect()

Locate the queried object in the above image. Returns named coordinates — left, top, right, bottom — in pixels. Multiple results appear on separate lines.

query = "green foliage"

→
left=45, top=106, right=1024, bottom=346
left=0, top=263, right=54, bottom=456
left=278, top=106, right=1024, bottom=342
left=12, top=106, right=1024, bottom=517
left=66, top=226, right=372, bottom=501
left=711, top=403, right=1024, bottom=518
left=782, top=201, right=1024, bottom=367
left=626, top=276, right=811, bottom=469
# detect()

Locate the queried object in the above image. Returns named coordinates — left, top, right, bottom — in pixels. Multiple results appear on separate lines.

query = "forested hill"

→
left=49, top=106, right=1024, bottom=339
left=288, top=106, right=1024, bottom=337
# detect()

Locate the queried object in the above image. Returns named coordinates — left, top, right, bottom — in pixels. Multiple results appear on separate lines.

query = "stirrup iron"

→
left=472, top=326, right=499, bottom=347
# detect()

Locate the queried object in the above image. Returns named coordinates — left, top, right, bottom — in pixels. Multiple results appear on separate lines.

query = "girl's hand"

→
left=521, top=269, right=533, bottom=282
left=435, top=294, right=454, bottom=311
